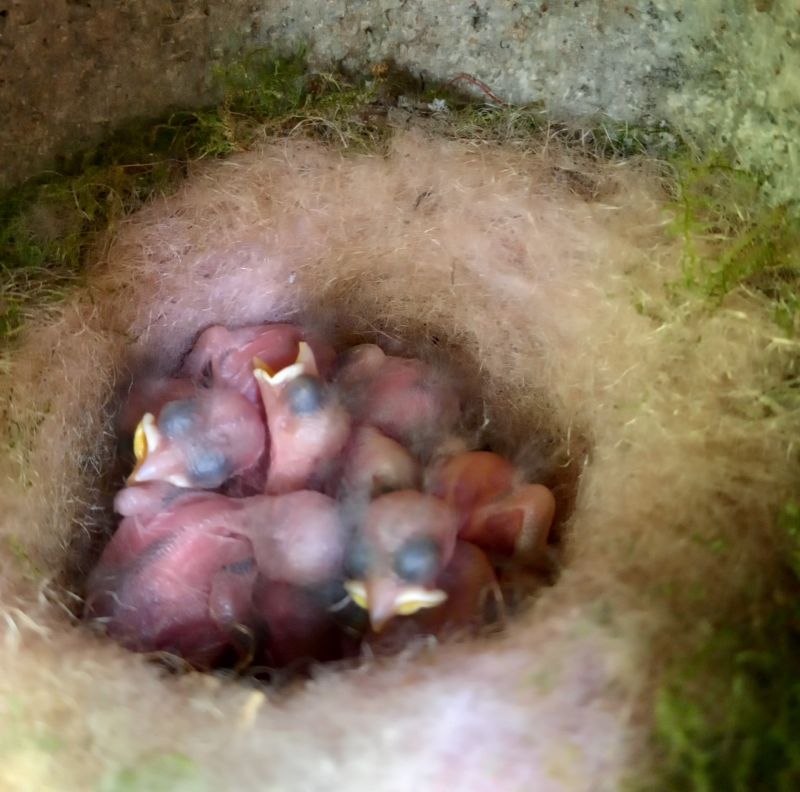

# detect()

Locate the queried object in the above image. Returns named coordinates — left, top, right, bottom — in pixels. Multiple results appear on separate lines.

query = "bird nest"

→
left=1, top=128, right=795, bottom=789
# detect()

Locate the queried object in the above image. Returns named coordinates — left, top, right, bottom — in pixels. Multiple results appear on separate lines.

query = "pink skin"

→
left=87, top=490, right=344, bottom=667
left=113, top=481, right=190, bottom=520
left=208, top=557, right=260, bottom=641
left=427, top=451, right=555, bottom=558
left=87, top=487, right=256, bottom=666
left=426, top=451, right=518, bottom=525
left=349, top=490, right=461, bottom=630
left=95, top=526, right=256, bottom=667
left=255, top=367, right=351, bottom=494
left=129, top=386, right=266, bottom=490
left=336, top=344, right=461, bottom=454
left=88, top=489, right=345, bottom=618
left=337, top=425, right=421, bottom=498
left=117, top=377, right=199, bottom=435
left=88, top=492, right=246, bottom=586
left=182, top=324, right=336, bottom=405
left=466, top=483, right=556, bottom=559
left=238, top=492, right=346, bottom=587
left=367, top=541, right=499, bottom=653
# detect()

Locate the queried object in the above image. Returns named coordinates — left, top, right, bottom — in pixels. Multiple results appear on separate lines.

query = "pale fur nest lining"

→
left=0, top=130, right=794, bottom=791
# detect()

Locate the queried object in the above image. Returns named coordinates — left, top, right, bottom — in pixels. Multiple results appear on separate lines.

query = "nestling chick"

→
left=366, top=541, right=501, bottom=653
left=128, top=386, right=266, bottom=489
left=86, top=489, right=346, bottom=666
left=113, top=480, right=191, bottom=520
left=254, top=343, right=351, bottom=494
left=465, top=483, right=556, bottom=559
left=338, top=425, right=421, bottom=498
left=117, top=377, right=199, bottom=435
left=426, top=450, right=517, bottom=518
left=239, top=491, right=346, bottom=587
left=88, top=491, right=246, bottom=588
left=85, top=496, right=256, bottom=667
left=336, top=344, right=461, bottom=456
left=182, top=323, right=336, bottom=404
left=343, top=490, right=460, bottom=631
left=427, top=450, right=556, bottom=559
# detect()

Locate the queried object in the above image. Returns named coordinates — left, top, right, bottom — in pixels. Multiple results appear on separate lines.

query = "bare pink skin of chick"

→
left=86, top=492, right=247, bottom=600
left=343, top=490, right=460, bottom=631
left=85, top=496, right=256, bottom=667
left=466, top=483, right=556, bottom=559
left=128, top=386, right=266, bottom=490
left=428, top=450, right=556, bottom=559
left=366, top=540, right=500, bottom=654
left=254, top=345, right=351, bottom=494
left=336, top=344, right=461, bottom=456
left=182, top=323, right=336, bottom=405
left=337, top=424, right=421, bottom=499
left=238, top=491, right=346, bottom=587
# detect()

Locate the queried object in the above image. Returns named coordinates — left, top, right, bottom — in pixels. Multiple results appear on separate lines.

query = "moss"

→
left=0, top=50, right=382, bottom=344
left=1, top=47, right=700, bottom=344
left=643, top=148, right=800, bottom=790
left=659, top=153, right=800, bottom=333
left=645, top=501, right=800, bottom=791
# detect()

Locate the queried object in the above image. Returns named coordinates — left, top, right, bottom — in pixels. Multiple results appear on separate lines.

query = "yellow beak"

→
left=252, top=341, right=318, bottom=386
left=344, top=579, right=448, bottom=632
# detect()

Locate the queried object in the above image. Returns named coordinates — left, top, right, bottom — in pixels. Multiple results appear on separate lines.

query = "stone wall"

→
left=2, top=1, right=797, bottom=202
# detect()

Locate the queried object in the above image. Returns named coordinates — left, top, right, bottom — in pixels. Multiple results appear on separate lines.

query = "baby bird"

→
left=182, top=323, right=336, bottom=405
left=88, top=491, right=246, bottom=590
left=239, top=491, right=346, bottom=587
left=366, top=541, right=501, bottom=653
left=254, top=343, right=351, bottom=494
left=337, top=425, right=421, bottom=499
left=343, top=490, right=460, bottom=631
left=336, top=344, right=461, bottom=456
left=86, top=489, right=347, bottom=667
left=117, top=377, right=199, bottom=436
left=426, top=450, right=516, bottom=517
left=427, top=450, right=556, bottom=559
left=85, top=493, right=256, bottom=667
left=465, top=483, right=556, bottom=559
left=128, top=386, right=266, bottom=490
left=113, top=480, right=190, bottom=521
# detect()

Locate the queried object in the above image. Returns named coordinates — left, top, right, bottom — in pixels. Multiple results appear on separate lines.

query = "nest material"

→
left=0, top=130, right=795, bottom=791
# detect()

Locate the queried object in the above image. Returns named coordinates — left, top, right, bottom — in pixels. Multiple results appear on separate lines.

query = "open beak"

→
left=128, top=413, right=162, bottom=484
left=253, top=341, right=319, bottom=388
left=344, top=579, right=448, bottom=632
left=127, top=413, right=191, bottom=487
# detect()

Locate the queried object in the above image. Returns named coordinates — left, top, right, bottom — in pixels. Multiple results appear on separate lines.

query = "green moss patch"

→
left=649, top=501, right=800, bottom=791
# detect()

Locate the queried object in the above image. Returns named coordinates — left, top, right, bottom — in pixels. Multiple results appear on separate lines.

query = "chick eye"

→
left=187, top=446, right=232, bottom=488
left=344, top=535, right=373, bottom=579
left=393, top=537, right=441, bottom=583
left=285, top=375, right=327, bottom=415
left=158, top=399, right=198, bottom=438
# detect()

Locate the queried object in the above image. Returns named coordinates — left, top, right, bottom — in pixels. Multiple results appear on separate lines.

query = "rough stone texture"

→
left=1, top=1, right=798, bottom=203
left=255, top=0, right=679, bottom=119
left=662, top=1, right=800, bottom=207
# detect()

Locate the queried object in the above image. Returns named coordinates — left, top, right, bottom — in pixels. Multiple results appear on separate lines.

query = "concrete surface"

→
left=1, top=1, right=798, bottom=202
